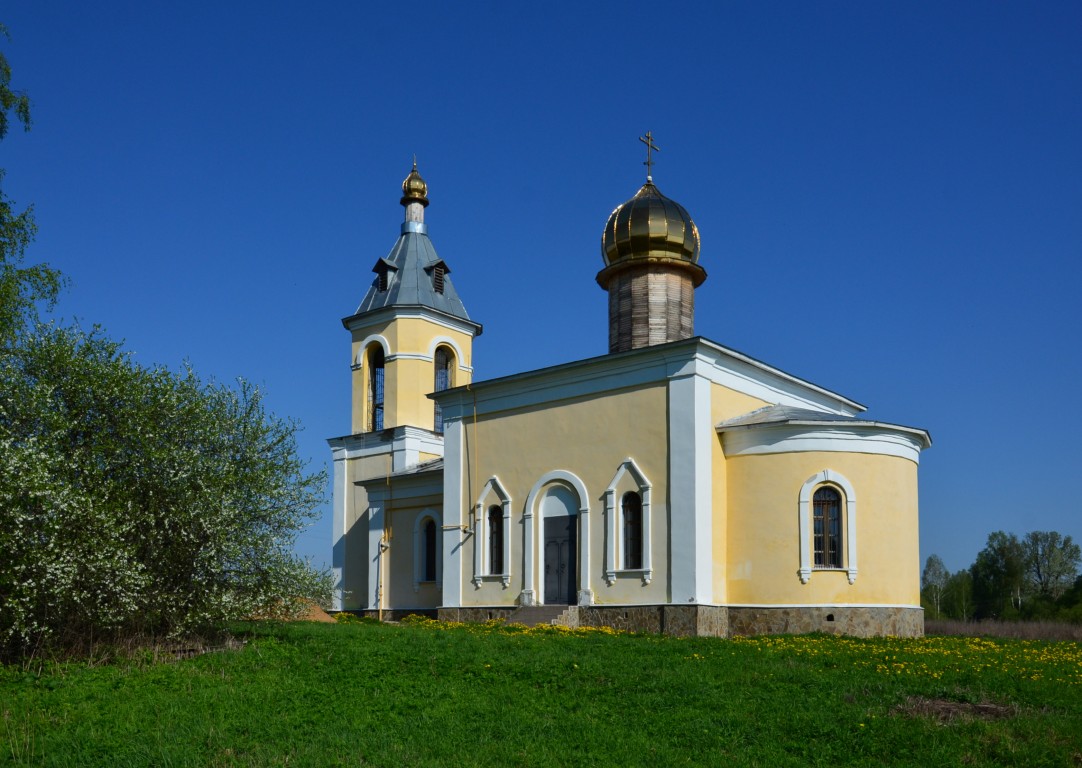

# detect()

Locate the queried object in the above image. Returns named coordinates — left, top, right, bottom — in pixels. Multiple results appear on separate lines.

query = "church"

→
left=329, top=142, right=931, bottom=637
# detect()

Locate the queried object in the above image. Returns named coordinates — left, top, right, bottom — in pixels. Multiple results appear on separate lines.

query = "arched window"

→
left=488, top=505, right=503, bottom=575
left=423, top=519, right=437, bottom=582
left=433, top=346, right=454, bottom=434
left=367, top=345, right=385, bottom=432
left=622, top=491, right=643, bottom=570
left=813, top=487, right=842, bottom=569
left=603, top=460, right=652, bottom=586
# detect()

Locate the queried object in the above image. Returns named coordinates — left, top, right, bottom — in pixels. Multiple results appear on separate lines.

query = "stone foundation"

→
left=438, top=607, right=518, bottom=623
left=355, top=608, right=438, bottom=622
left=727, top=606, right=923, bottom=638
left=578, top=605, right=730, bottom=637
left=415, top=605, right=922, bottom=638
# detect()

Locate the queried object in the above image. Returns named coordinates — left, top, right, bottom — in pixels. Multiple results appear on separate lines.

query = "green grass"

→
left=2, top=619, right=1081, bottom=766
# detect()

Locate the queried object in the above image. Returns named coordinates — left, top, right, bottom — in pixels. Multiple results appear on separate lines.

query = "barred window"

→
left=813, top=487, right=842, bottom=568
left=367, top=345, right=385, bottom=432
left=433, top=346, right=453, bottom=434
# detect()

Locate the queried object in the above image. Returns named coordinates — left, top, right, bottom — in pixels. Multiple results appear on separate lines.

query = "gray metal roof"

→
left=353, top=225, right=474, bottom=322
left=717, top=405, right=862, bottom=428
left=389, top=457, right=443, bottom=477
left=716, top=404, right=932, bottom=447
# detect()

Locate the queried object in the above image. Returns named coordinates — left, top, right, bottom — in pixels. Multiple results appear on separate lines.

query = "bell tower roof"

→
left=348, top=163, right=480, bottom=334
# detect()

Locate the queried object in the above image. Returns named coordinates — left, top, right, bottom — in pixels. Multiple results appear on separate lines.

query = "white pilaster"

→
left=603, top=488, right=616, bottom=585
left=330, top=448, right=348, bottom=611
left=441, top=417, right=465, bottom=607
left=521, top=499, right=536, bottom=605
left=668, top=371, right=713, bottom=604
left=366, top=489, right=387, bottom=610
left=578, top=503, right=593, bottom=606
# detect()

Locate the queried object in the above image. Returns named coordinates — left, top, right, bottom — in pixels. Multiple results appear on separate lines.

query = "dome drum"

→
left=598, top=178, right=707, bottom=353
left=605, top=264, right=697, bottom=353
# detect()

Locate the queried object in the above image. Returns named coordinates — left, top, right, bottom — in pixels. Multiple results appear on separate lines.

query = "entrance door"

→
left=544, top=515, right=577, bottom=604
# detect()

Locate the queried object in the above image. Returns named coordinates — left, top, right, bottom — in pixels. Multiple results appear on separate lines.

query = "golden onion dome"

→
left=400, top=160, right=429, bottom=208
left=601, top=181, right=699, bottom=266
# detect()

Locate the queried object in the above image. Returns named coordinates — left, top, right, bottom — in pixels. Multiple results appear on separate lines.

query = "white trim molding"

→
left=603, top=458, right=653, bottom=586
left=413, top=509, right=443, bottom=593
left=798, top=470, right=858, bottom=585
left=354, top=334, right=391, bottom=367
left=473, top=476, right=512, bottom=588
left=722, top=424, right=928, bottom=465
left=521, top=470, right=592, bottom=607
left=427, top=336, right=473, bottom=376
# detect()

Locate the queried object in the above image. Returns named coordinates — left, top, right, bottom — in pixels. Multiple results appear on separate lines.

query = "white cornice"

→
left=328, top=426, right=444, bottom=462
left=689, top=341, right=864, bottom=415
left=721, top=423, right=928, bottom=464
left=432, top=337, right=863, bottom=422
left=342, top=304, right=482, bottom=338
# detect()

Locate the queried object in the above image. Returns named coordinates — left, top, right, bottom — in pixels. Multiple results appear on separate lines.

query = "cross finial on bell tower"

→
left=639, top=131, right=660, bottom=182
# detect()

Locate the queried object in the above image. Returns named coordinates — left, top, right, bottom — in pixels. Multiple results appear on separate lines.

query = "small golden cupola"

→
left=401, top=160, right=429, bottom=207
left=596, top=132, right=707, bottom=353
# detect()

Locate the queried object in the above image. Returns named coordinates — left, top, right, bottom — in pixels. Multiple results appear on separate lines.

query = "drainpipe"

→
left=376, top=538, right=389, bottom=623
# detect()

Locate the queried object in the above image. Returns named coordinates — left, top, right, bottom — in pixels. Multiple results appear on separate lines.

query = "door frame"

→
left=520, top=470, right=593, bottom=607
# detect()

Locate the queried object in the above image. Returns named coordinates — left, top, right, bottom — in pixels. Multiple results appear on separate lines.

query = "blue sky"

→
left=4, top=3, right=1081, bottom=575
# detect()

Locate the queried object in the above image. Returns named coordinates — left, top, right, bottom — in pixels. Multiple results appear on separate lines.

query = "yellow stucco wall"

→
left=709, top=385, right=772, bottom=603
left=725, top=452, right=920, bottom=606
left=457, top=382, right=671, bottom=607
left=349, top=316, right=474, bottom=433
left=338, top=453, right=394, bottom=610
left=383, top=502, right=444, bottom=610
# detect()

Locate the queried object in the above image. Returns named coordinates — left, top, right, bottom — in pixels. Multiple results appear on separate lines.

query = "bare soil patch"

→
left=893, top=695, right=1016, bottom=723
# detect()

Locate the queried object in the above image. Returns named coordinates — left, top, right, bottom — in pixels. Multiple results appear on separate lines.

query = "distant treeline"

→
left=922, top=531, right=1082, bottom=622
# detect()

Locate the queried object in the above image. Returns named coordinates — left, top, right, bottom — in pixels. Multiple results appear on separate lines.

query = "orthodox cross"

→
left=639, top=131, right=660, bottom=181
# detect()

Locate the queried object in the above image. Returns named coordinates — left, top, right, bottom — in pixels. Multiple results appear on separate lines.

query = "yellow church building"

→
left=328, top=150, right=931, bottom=637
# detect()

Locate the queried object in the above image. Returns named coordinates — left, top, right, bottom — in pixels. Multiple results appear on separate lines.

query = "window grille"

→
left=433, top=346, right=453, bottom=434
left=813, top=487, right=842, bottom=568
left=368, top=346, right=385, bottom=432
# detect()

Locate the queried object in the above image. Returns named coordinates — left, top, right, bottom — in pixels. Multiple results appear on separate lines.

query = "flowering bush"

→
left=0, top=326, right=328, bottom=660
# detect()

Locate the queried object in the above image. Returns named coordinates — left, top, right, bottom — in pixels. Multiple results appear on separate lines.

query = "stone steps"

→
left=506, top=605, right=580, bottom=628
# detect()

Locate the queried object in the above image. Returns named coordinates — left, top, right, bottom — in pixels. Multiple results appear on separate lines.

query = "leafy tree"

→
left=971, top=531, right=1027, bottom=619
left=1022, top=530, right=1081, bottom=600
left=0, top=26, right=63, bottom=346
left=1, top=326, right=328, bottom=658
left=921, top=554, right=949, bottom=618
left=0, top=25, right=31, bottom=138
left=942, top=569, right=974, bottom=621
left=0, top=25, right=328, bottom=660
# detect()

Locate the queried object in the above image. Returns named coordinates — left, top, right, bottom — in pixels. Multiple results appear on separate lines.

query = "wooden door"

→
left=543, top=515, right=577, bottom=604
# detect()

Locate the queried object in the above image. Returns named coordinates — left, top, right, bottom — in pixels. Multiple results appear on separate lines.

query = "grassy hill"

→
left=3, top=618, right=1081, bottom=766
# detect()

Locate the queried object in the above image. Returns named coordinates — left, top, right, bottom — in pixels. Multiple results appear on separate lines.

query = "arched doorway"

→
left=541, top=484, right=578, bottom=605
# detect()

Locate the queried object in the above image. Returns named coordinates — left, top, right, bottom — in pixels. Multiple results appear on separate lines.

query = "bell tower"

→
left=344, top=162, right=482, bottom=439
left=329, top=163, right=482, bottom=610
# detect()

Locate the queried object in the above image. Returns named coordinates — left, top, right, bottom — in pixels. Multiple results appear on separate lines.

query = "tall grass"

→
left=2, top=619, right=1080, bottom=766
left=926, top=617, right=1082, bottom=641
